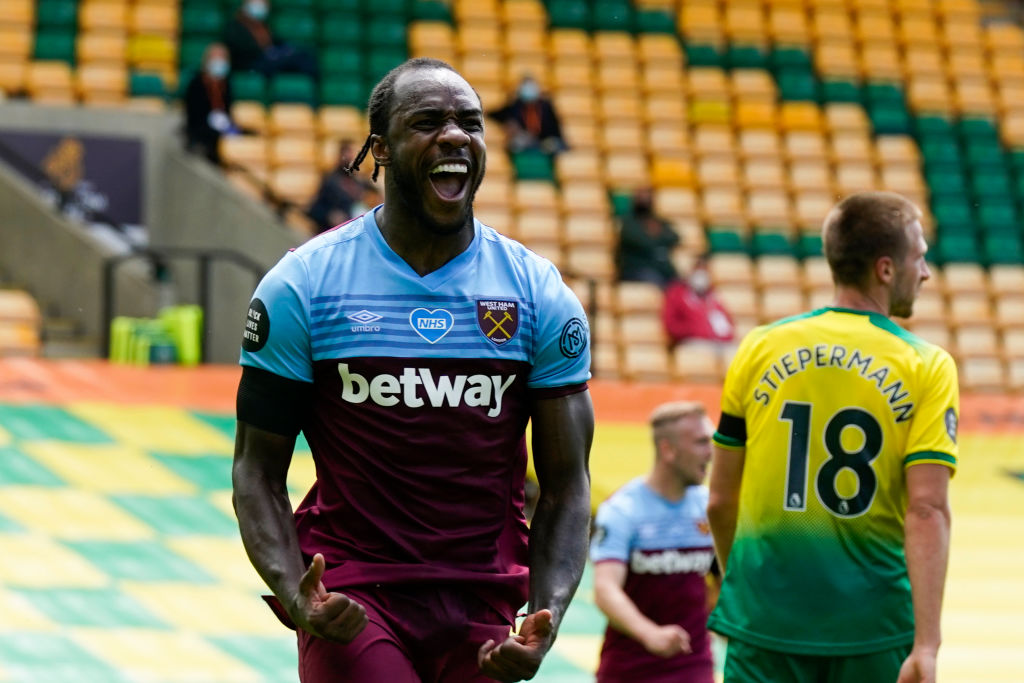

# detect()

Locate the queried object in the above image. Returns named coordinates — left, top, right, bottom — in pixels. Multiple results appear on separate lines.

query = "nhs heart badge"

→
left=409, top=308, right=454, bottom=343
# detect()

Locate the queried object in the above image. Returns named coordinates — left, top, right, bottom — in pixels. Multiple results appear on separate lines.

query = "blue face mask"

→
left=518, top=82, right=540, bottom=102
left=205, top=58, right=229, bottom=79
left=244, top=1, right=268, bottom=20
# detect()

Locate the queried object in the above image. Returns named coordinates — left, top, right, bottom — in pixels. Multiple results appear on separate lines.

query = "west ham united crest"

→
left=477, top=300, right=519, bottom=345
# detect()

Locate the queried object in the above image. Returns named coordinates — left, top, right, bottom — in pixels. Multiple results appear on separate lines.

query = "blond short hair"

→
left=650, top=401, right=706, bottom=431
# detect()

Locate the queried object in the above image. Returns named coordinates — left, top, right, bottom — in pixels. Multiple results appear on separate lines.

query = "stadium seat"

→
left=673, top=341, right=725, bottom=384
left=958, top=357, right=1006, bottom=392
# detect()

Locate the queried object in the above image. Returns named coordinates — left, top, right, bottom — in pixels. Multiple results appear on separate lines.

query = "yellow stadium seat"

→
left=716, top=283, right=759, bottom=319
left=756, top=254, right=802, bottom=289
left=654, top=187, right=700, bottom=220
left=564, top=244, right=616, bottom=282
left=409, top=22, right=455, bottom=52
left=604, top=151, right=650, bottom=190
left=599, top=120, right=646, bottom=152
left=646, top=125, right=690, bottom=159
left=78, top=31, right=128, bottom=64
left=563, top=213, right=614, bottom=247
left=814, top=43, right=858, bottom=79
left=513, top=209, right=563, bottom=246
left=742, top=158, right=787, bottom=190
left=958, top=357, right=1006, bottom=392
left=941, top=262, right=987, bottom=296
left=504, top=54, right=548, bottom=90
left=502, top=0, right=546, bottom=29
left=811, top=8, right=853, bottom=41
left=692, top=124, right=736, bottom=157
left=643, top=93, right=687, bottom=125
left=637, top=33, right=682, bottom=66
left=737, top=129, right=781, bottom=159
left=454, top=0, right=499, bottom=23
left=597, top=91, right=643, bottom=122
left=706, top=252, right=753, bottom=287
left=759, top=287, right=806, bottom=322
left=1006, top=357, right=1024, bottom=393
left=734, top=101, right=778, bottom=129
left=830, top=132, right=875, bottom=164
left=689, top=100, right=732, bottom=126
left=26, top=61, right=75, bottom=103
left=955, top=80, right=997, bottom=116
left=474, top=180, right=511, bottom=210
left=552, top=91, right=597, bottom=122
left=880, top=166, right=926, bottom=198
left=903, top=46, right=944, bottom=79
left=0, top=0, right=31, bottom=30
left=687, top=67, right=730, bottom=99
left=641, top=63, right=686, bottom=96
left=898, top=15, right=940, bottom=47
left=793, top=190, right=835, bottom=228
left=269, top=166, right=320, bottom=206
left=724, top=4, right=767, bottom=43
left=986, top=23, right=1024, bottom=55
left=268, top=135, right=317, bottom=170
left=457, top=52, right=503, bottom=88
left=779, top=102, right=823, bottom=131
left=701, top=187, right=746, bottom=227
left=678, top=2, right=722, bottom=42
left=561, top=119, right=598, bottom=150
left=875, top=135, right=921, bottom=167
left=0, top=27, right=31, bottom=60
left=591, top=343, right=622, bottom=380
left=697, top=156, right=740, bottom=187
left=77, top=62, right=127, bottom=103
left=317, top=106, right=365, bottom=140
left=731, top=69, right=777, bottom=101
left=560, top=181, right=611, bottom=216
left=268, top=103, right=315, bottom=137
left=130, top=2, right=178, bottom=37
left=623, top=343, right=674, bottom=383
left=593, top=32, right=636, bottom=63
left=790, top=161, right=834, bottom=195
left=783, top=131, right=828, bottom=161
left=948, top=292, right=993, bottom=326
left=906, top=321, right=952, bottom=349
left=614, top=281, right=664, bottom=315
left=504, top=26, right=547, bottom=60
left=556, top=149, right=603, bottom=183
left=941, top=20, right=982, bottom=50
left=747, top=189, right=793, bottom=229
left=823, top=103, right=870, bottom=133
left=650, top=157, right=694, bottom=187
left=953, top=326, right=1000, bottom=360
left=1004, top=328, right=1024, bottom=357
left=769, top=7, right=810, bottom=43
left=548, top=29, right=591, bottom=62
left=674, top=342, right=726, bottom=384
left=598, top=64, right=642, bottom=95
left=0, top=59, right=25, bottom=95
left=79, top=1, right=129, bottom=32
left=907, top=290, right=947, bottom=325
left=232, top=102, right=267, bottom=135
left=550, top=60, right=594, bottom=92
left=859, top=44, right=903, bottom=81
left=513, top=181, right=559, bottom=212
left=220, top=136, right=268, bottom=176
left=855, top=10, right=897, bottom=43
left=802, top=257, right=833, bottom=291
left=834, top=161, right=879, bottom=195
left=989, top=265, right=1024, bottom=298
left=618, top=311, right=669, bottom=346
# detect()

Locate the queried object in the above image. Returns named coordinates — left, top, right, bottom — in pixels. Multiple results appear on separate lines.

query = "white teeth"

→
left=430, top=163, right=468, bottom=174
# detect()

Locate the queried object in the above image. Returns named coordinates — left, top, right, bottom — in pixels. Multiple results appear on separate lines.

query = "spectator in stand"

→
left=662, top=255, right=735, bottom=346
left=488, top=75, right=567, bottom=157
left=307, top=140, right=370, bottom=233
left=616, top=187, right=680, bottom=288
left=223, top=0, right=317, bottom=79
left=184, top=43, right=238, bottom=164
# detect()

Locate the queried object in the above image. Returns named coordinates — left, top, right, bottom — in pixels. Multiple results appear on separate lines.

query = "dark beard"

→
left=388, top=161, right=484, bottom=236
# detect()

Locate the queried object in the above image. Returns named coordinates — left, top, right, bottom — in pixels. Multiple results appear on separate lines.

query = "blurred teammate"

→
left=591, top=401, right=718, bottom=683
left=708, top=191, right=958, bottom=683
left=232, top=58, right=594, bottom=682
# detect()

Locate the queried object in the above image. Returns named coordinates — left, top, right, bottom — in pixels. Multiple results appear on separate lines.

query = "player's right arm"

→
left=707, top=444, right=745, bottom=570
left=593, top=560, right=691, bottom=657
left=232, top=252, right=367, bottom=642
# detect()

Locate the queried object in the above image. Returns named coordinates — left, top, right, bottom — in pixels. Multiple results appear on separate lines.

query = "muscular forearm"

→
left=904, top=499, right=951, bottom=650
left=707, top=500, right=739, bottom=570
left=528, top=482, right=591, bottom=632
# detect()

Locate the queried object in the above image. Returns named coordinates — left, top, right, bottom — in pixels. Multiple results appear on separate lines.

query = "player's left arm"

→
left=898, top=463, right=951, bottom=683
left=478, top=388, right=594, bottom=682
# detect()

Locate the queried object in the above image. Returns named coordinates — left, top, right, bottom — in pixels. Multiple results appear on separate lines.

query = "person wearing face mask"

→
left=661, top=255, right=735, bottom=347
left=184, top=42, right=238, bottom=164
left=488, top=75, right=567, bottom=156
left=616, top=187, right=681, bottom=288
left=223, top=0, right=317, bottom=78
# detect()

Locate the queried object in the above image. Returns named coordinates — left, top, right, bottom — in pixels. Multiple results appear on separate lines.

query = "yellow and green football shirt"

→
left=709, top=306, right=959, bottom=655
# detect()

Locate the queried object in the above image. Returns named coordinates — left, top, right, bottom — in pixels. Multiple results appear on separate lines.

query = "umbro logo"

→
left=347, top=309, right=383, bottom=332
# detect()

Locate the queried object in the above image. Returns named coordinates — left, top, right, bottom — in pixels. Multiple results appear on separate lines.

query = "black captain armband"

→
left=236, top=365, right=311, bottom=437
left=716, top=412, right=747, bottom=445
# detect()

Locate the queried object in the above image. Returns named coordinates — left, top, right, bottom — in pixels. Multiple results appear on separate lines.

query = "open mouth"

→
left=428, top=162, right=469, bottom=201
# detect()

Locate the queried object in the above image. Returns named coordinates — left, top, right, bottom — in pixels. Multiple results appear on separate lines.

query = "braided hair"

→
left=346, top=57, right=460, bottom=182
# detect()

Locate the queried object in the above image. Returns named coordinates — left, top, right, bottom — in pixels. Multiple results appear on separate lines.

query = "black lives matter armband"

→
left=236, top=365, right=311, bottom=437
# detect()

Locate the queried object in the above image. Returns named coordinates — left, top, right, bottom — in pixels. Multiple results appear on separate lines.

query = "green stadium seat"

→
left=366, top=17, right=408, bottom=49
left=982, top=234, right=1024, bottom=265
left=821, top=79, right=862, bottom=103
left=770, top=47, right=812, bottom=72
left=268, top=73, right=317, bottom=105
left=592, top=0, right=633, bottom=32
left=964, top=142, right=1006, bottom=172
left=919, top=139, right=962, bottom=166
left=970, top=169, right=1012, bottom=201
left=36, top=0, right=77, bottom=29
left=914, top=114, right=955, bottom=139
left=181, top=5, right=224, bottom=36
left=634, top=9, right=676, bottom=34
left=231, top=70, right=267, bottom=102
left=751, top=231, right=794, bottom=256
left=797, top=232, right=823, bottom=258
left=547, top=0, right=590, bottom=30
left=977, top=201, right=1019, bottom=235
left=868, top=102, right=911, bottom=135
left=727, top=44, right=770, bottom=70
left=271, top=11, right=318, bottom=48
left=776, top=68, right=818, bottom=101
left=373, top=0, right=409, bottom=17
left=1008, top=150, right=1024, bottom=176
left=411, top=0, right=451, bottom=23
left=179, top=38, right=208, bottom=71
left=685, top=43, right=724, bottom=68
left=511, top=150, right=555, bottom=182
left=33, top=29, right=76, bottom=64
left=130, top=72, right=165, bottom=98
left=365, top=49, right=407, bottom=83
left=319, top=46, right=362, bottom=77
left=931, top=197, right=975, bottom=234
left=925, top=167, right=969, bottom=199
left=609, top=190, right=633, bottom=216
left=319, top=14, right=363, bottom=46
left=935, top=234, right=980, bottom=264
left=320, top=75, right=367, bottom=107
left=865, top=82, right=904, bottom=105
left=274, top=0, right=316, bottom=10
left=706, top=228, right=749, bottom=253
left=315, top=0, right=360, bottom=14
left=958, top=117, right=1000, bottom=143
